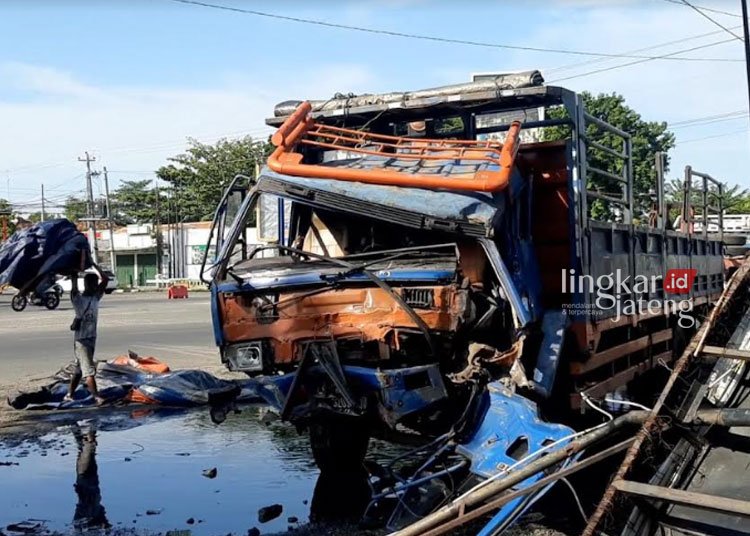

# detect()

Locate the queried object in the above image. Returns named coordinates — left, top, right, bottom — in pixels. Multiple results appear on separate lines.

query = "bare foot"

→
left=94, top=396, right=106, bottom=406
left=62, top=394, right=74, bottom=403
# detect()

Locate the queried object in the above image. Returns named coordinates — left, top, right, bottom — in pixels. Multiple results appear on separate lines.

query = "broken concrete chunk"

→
left=247, top=528, right=260, bottom=536
left=202, top=467, right=217, bottom=478
left=257, top=504, right=283, bottom=523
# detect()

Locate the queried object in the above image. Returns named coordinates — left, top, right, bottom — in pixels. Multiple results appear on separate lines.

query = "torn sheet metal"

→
left=456, top=383, right=574, bottom=535
left=220, top=285, right=469, bottom=363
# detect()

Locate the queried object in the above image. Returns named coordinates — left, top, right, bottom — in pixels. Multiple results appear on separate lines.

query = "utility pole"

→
left=154, top=178, right=162, bottom=276
left=103, top=167, right=116, bottom=272
left=742, top=0, right=750, bottom=131
left=41, top=184, right=45, bottom=222
left=78, top=152, right=98, bottom=263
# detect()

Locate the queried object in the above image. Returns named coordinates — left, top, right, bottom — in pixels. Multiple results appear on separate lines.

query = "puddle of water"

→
left=0, top=406, right=319, bottom=535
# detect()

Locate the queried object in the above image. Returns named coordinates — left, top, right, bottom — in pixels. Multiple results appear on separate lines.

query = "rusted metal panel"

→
left=220, top=285, right=469, bottom=363
left=570, top=328, right=672, bottom=376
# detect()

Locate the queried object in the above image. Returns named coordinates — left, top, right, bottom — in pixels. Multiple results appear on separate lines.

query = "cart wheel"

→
left=11, top=295, right=27, bottom=312
left=44, top=293, right=60, bottom=310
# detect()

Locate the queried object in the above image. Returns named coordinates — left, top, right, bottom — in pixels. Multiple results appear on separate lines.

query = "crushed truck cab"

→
left=202, top=72, right=726, bottom=532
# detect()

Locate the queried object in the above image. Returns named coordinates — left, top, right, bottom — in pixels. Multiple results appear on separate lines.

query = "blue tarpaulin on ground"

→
left=0, top=219, right=91, bottom=290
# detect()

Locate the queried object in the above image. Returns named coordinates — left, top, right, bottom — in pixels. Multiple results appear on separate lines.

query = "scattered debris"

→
left=288, top=516, right=298, bottom=523
left=258, top=504, right=283, bottom=523
left=0, top=462, right=19, bottom=466
left=186, top=518, right=195, bottom=525
left=145, top=509, right=162, bottom=516
left=124, top=457, right=132, bottom=462
left=176, top=452, right=190, bottom=456
left=202, top=467, right=217, bottom=479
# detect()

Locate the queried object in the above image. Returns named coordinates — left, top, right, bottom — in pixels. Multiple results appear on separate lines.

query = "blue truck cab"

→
left=202, top=73, right=726, bottom=532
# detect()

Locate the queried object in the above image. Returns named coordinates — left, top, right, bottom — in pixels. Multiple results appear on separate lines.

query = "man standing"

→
left=65, top=266, right=109, bottom=405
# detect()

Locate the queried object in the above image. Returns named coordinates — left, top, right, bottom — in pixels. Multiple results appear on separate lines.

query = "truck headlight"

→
left=224, top=342, right=263, bottom=372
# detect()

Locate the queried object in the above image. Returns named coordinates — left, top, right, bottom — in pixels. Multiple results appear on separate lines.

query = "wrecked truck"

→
left=201, top=72, right=726, bottom=532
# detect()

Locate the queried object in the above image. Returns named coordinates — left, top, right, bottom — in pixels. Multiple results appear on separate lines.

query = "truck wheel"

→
left=717, top=234, right=747, bottom=246
left=44, top=293, right=60, bottom=310
left=11, top=295, right=27, bottom=312
left=726, top=245, right=749, bottom=256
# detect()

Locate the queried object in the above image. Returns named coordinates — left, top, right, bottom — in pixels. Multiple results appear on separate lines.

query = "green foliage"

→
left=64, top=196, right=87, bottom=222
left=0, top=198, right=15, bottom=236
left=156, top=136, right=271, bottom=222
left=665, top=178, right=750, bottom=221
left=545, top=92, right=675, bottom=219
left=111, top=179, right=162, bottom=225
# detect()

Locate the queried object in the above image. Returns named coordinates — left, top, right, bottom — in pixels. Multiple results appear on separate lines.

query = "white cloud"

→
left=3, top=0, right=749, bottom=205
left=0, top=61, right=375, bottom=200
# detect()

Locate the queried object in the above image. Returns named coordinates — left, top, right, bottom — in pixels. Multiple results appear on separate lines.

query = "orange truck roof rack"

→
left=267, top=101, right=522, bottom=193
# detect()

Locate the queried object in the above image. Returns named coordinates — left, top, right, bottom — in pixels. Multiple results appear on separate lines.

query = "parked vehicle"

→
left=58, top=269, right=118, bottom=294
left=202, top=73, right=726, bottom=532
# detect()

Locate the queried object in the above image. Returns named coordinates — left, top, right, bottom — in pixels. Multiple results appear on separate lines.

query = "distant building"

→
left=94, top=222, right=261, bottom=288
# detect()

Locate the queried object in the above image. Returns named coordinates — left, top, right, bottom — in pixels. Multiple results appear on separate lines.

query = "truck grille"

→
left=401, top=288, right=435, bottom=309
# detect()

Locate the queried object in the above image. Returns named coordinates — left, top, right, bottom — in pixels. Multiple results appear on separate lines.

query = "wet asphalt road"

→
left=0, top=291, right=218, bottom=383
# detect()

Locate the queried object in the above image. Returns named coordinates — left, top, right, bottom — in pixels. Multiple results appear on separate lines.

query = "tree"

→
left=64, top=196, right=87, bottom=222
left=545, top=92, right=675, bottom=220
left=0, top=199, right=15, bottom=236
left=111, top=179, right=161, bottom=225
left=665, top=178, right=750, bottom=221
left=156, top=136, right=271, bottom=222
left=27, top=212, right=43, bottom=223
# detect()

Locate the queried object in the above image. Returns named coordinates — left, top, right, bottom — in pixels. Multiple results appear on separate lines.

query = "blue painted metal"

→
left=479, top=239, right=532, bottom=327
left=237, top=365, right=446, bottom=424
left=344, top=365, right=447, bottom=425
left=532, top=310, right=568, bottom=399
left=209, top=282, right=224, bottom=347
left=455, top=384, right=574, bottom=535
left=257, top=169, right=501, bottom=229
left=215, top=269, right=455, bottom=293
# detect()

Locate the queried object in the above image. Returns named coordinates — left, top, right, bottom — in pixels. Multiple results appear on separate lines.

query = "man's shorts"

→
left=74, top=341, right=97, bottom=378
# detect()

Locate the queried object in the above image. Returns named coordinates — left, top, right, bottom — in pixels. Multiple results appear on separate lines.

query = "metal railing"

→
left=581, top=112, right=634, bottom=223
left=683, top=166, right=724, bottom=240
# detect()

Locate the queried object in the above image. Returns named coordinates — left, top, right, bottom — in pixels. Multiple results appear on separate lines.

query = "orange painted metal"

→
left=220, top=285, right=468, bottom=363
left=267, top=101, right=522, bottom=193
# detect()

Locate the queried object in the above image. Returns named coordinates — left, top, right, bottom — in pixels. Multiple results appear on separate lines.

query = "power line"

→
left=679, top=0, right=744, bottom=41
left=668, top=109, right=748, bottom=127
left=669, top=110, right=747, bottom=125
left=546, top=26, right=743, bottom=75
left=548, top=37, right=736, bottom=83
left=677, top=128, right=749, bottom=144
left=171, top=0, right=741, bottom=63
left=671, top=115, right=749, bottom=129
left=660, top=0, right=742, bottom=18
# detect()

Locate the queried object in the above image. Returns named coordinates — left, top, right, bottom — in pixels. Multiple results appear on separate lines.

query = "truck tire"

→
left=716, top=234, right=748, bottom=246
left=726, top=245, right=749, bottom=257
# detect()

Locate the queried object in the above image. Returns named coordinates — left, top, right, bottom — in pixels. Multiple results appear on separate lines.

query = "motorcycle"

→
left=11, top=283, right=63, bottom=312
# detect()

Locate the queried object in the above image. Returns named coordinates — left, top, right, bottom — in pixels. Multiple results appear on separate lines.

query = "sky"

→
left=0, top=0, right=748, bottom=213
